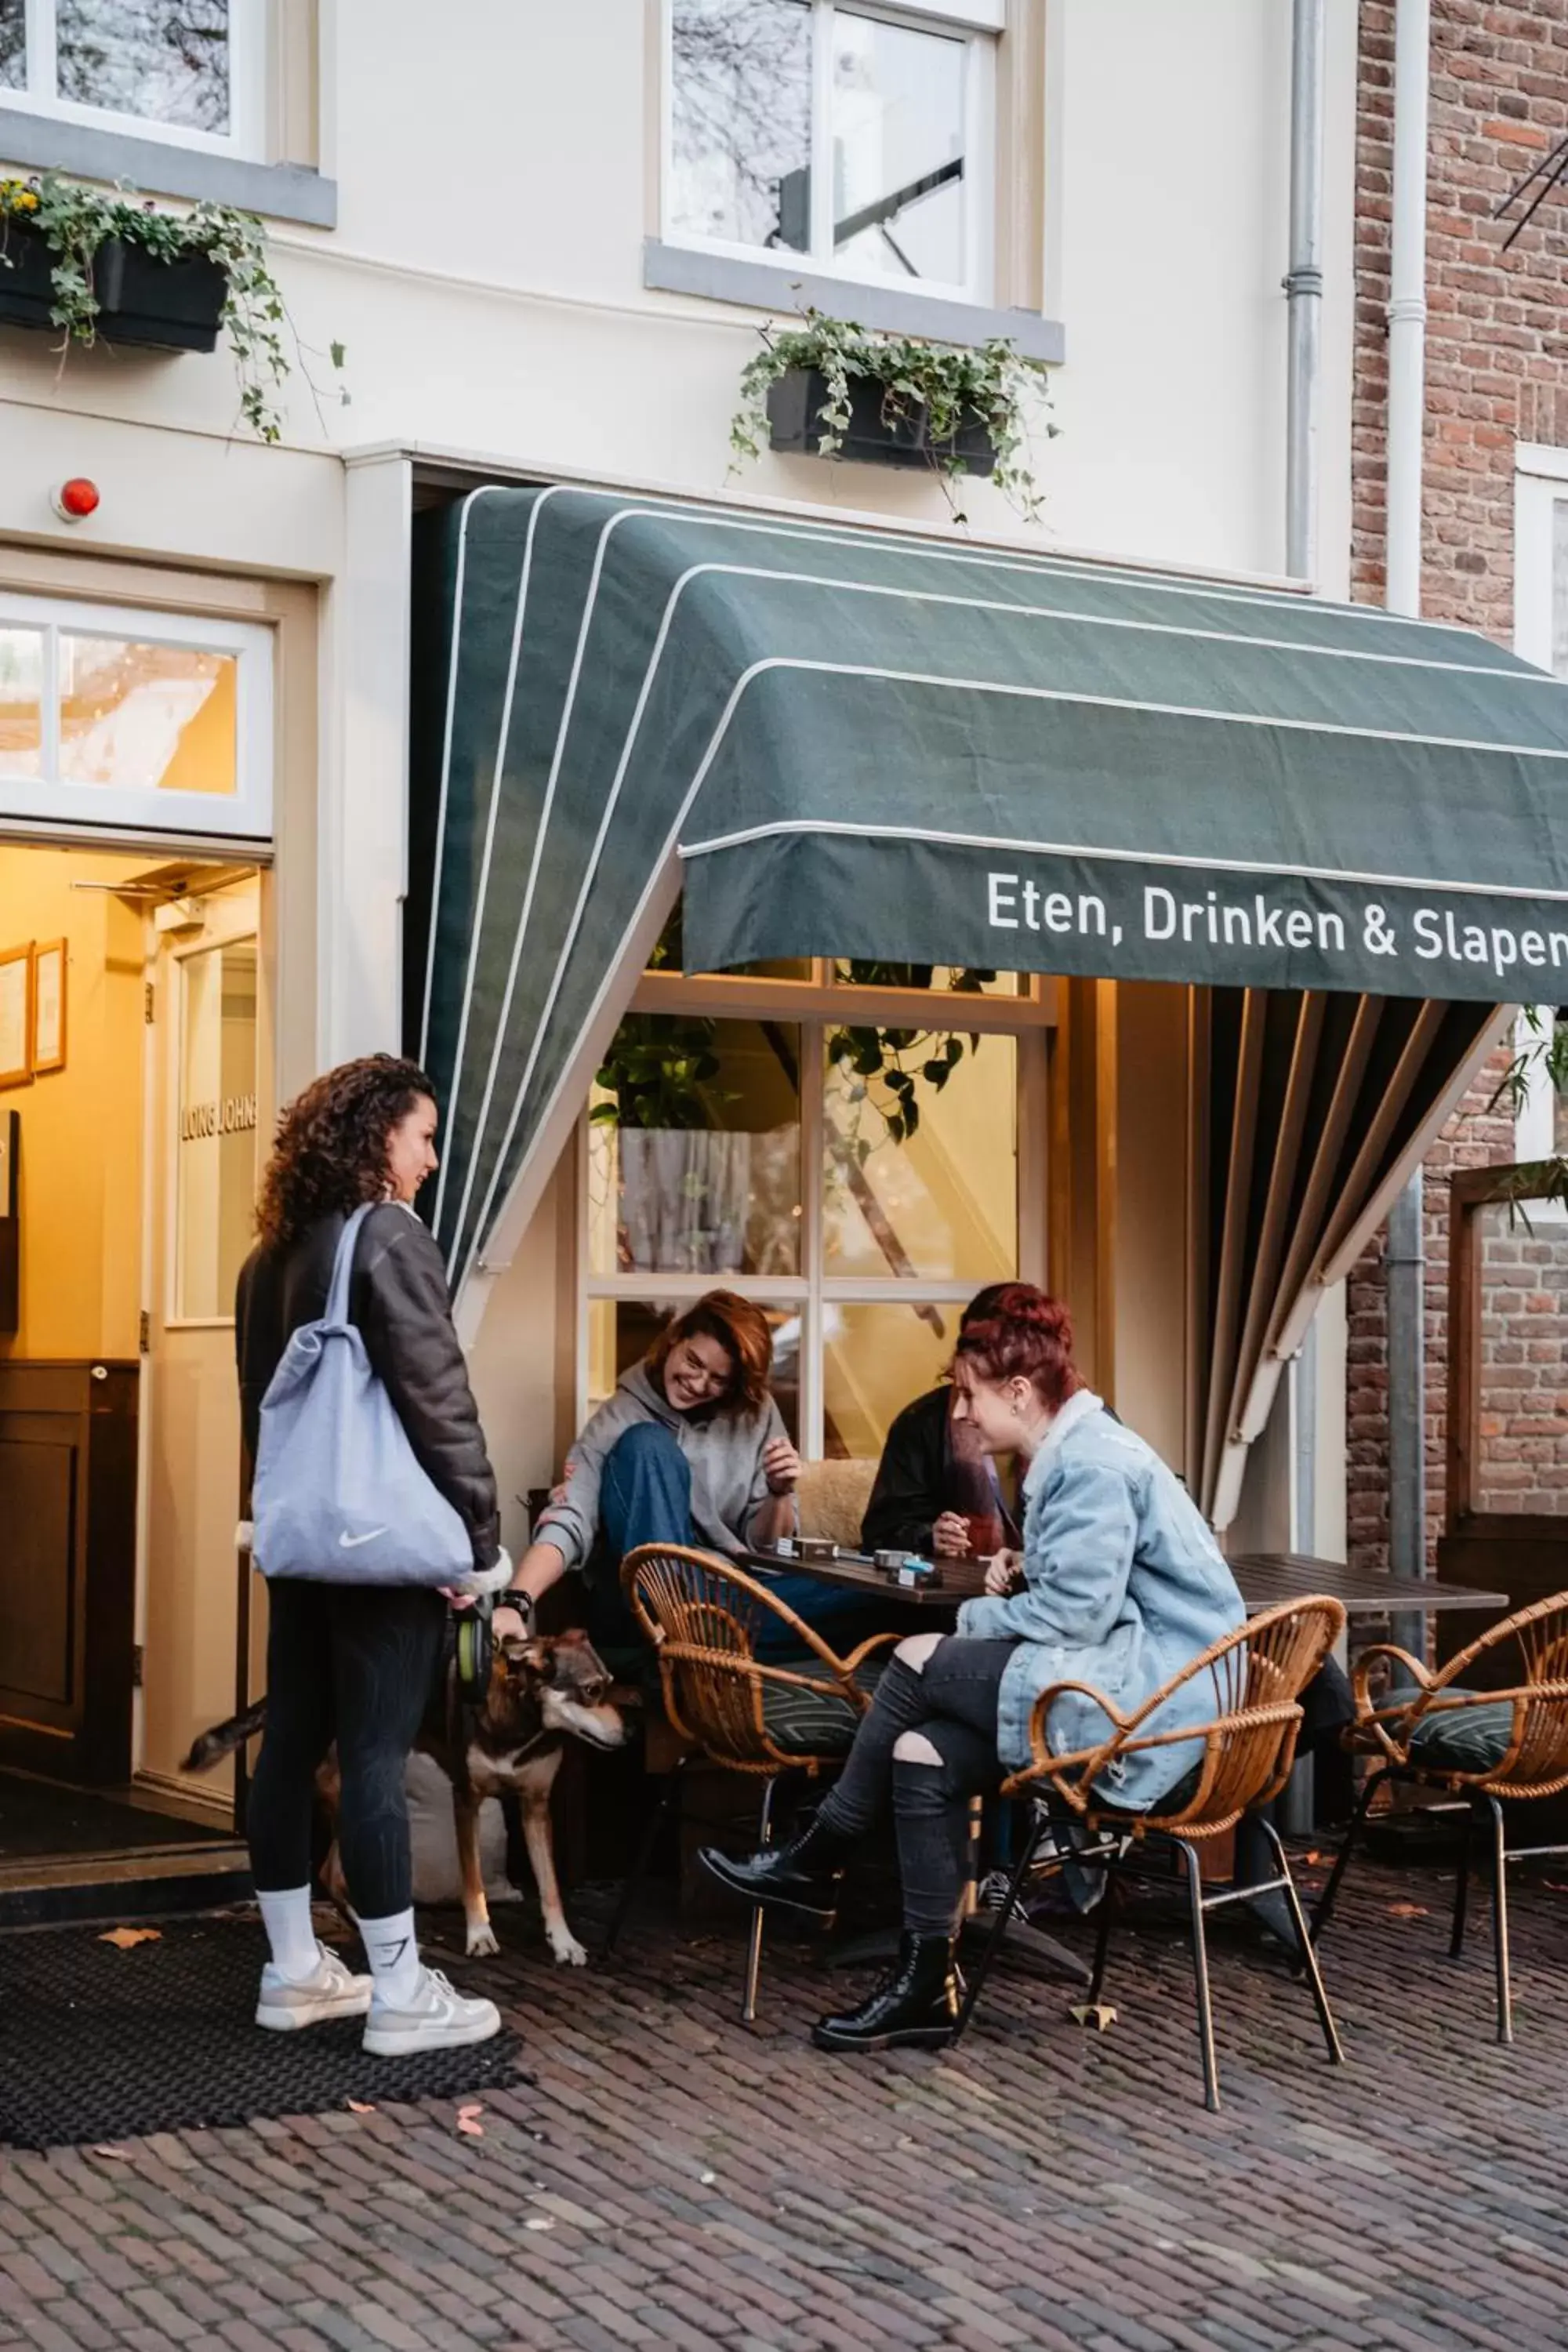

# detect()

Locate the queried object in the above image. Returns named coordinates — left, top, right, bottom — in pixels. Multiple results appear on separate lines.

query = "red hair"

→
left=951, top=1283, right=1080, bottom=1414
left=645, top=1290, right=773, bottom=1418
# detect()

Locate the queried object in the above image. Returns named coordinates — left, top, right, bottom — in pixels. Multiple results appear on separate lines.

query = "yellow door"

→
left=138, top=876, right=265, bottom=1804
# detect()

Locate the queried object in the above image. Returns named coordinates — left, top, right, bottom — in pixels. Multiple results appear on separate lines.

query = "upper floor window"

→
left=666, top=0, right=999, bottom=304
left=0, top=1, right=264, bottom=157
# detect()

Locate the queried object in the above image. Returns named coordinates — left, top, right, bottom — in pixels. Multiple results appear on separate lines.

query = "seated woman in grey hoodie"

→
left=505, top=1290, right=849, bottom=1647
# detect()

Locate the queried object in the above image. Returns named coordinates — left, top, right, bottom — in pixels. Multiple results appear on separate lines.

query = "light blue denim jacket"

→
left=954, top=1392, right=1244, bottom=1808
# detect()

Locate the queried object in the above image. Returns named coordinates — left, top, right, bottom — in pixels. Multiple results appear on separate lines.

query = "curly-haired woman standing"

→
left=237, top=1054, right=503, bottom=2055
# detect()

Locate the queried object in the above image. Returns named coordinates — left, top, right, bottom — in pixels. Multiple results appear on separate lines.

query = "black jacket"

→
left=860, top=1386, right=1021, bottom=1558
left=235, top=1203, right=500, bottom=1573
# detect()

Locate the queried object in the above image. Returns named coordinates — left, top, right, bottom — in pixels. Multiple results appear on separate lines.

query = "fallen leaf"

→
left=98, top=1927, right=161, bottom=1951
left=699, top=2170, right=717, bottom=2186
left=346, top=2100, right=376, bottom=2115
left=457, top=2101, right=484, bottom=2118
left=1069, top=2002, right=1118, bottom=2032
left=92, top=2145, right=131, bottom=2160
left=524, top=2217, right=554, bottom=2232
left=1303, top=1850, right=1326, bottom=1866
left=1386, top=1902, right=1429, bottom=1919
left=456, top=2103, right=485, bottom=2139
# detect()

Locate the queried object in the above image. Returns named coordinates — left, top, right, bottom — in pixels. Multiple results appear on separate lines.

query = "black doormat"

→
left=0, top=1915, right=524, bottom=2151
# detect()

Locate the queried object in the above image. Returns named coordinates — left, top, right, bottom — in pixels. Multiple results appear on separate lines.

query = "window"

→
left=0, top=1, right=263, bottom=156
left=582, top=938, right=1047, bottom=1457
left=666, top=0, right=998, bottom=304
left=175, top=935, right=257, bottom=1319
left=0, top=590, right=272, bottom=840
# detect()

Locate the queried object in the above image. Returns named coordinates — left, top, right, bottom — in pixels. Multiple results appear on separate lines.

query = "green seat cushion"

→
left=1389, top=1685, right=1515, bottom=1774
left=760, top=1656, right=885, bottom=1758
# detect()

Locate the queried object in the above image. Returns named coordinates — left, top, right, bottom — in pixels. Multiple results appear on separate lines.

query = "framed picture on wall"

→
left=0, top=946, right=31, bottom=1091
left=31, top=940, right=65, bottom=1075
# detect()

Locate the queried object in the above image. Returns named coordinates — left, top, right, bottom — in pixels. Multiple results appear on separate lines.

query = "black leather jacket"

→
left=234, top=1202, right=500, bottom=1573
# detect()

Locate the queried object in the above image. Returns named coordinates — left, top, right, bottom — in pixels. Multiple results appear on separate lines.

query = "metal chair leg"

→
left=1449, top=1800, right=1474, bottom=1960
left=1310, top=1764, right=1385, bottom=1943
left=1087, top=1855, right=1119, bottom=2007
left=1178, top=1839, right=1222, bottom=2114
left=741, top=1774, right=778, bottom=2025
left=1486, top=1794, right=1514, bottom=2047
left=950, top=1809, right=1044, bottom=2043
left=1258, top=1819, right=1344, bottom=2070
left=602, top=1755, right=685, bottom=1958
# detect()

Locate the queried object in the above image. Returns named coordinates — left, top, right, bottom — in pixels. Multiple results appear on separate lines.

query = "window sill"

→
left=644, top=238, right=1064, bottom=364
left=0, top=104, right=336, bottom=228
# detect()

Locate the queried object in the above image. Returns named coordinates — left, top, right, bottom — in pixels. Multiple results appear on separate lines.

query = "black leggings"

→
left=247, top=1580, right=446, bottom=1918
left=817, top=1637, right=1018, bottom=1936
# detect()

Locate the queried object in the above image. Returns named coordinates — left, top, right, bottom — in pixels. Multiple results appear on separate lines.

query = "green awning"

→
left=409, top=484, right=1568, bottom=1293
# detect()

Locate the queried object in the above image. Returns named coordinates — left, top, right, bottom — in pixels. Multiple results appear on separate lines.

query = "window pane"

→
left=823, top=1029, right=1015, bottom=1280
left=1552, top=499, right=1568, bottom=681
left=0, top=628, right=43, bottom=779
left=822, top=1299, right=962, bottom=1458
left=588, top=1016, right=802, bottom=1277
left=832, top=10, right=967, bottom=286
left=56, top=1, right=230, bottom=133
left=670, top=0, right=812, bottom=252
left=58, top=637, right=238, bottom=794
left=0, top=2, right=24, bottom=89
left=176, top=938, right=257, bottom=1319
left=586, top=1298, right=800, bottom=1440
left=1473, top=1198, right=1568, bottom=1514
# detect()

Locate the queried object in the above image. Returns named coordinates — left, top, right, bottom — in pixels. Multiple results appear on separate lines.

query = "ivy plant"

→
left=730, top=310, right=1056, bottom=521
left=0, top=172, right=345, bottom=444
left=826, top=963, right=996, bottom=1154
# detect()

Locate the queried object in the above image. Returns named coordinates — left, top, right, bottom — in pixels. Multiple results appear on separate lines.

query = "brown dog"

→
left=184, top=1625, right=628, bottom=1967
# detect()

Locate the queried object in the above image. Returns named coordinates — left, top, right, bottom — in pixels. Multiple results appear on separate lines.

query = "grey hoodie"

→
left=533, top=1360, right=794, bottom=1574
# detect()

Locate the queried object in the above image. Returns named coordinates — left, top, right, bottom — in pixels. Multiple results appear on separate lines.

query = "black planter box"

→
left=767, top=365, right=996, bottom=476
left=0, top=216, right=60, bottom=332
left=0, top=218, right=227, bottom=351
left=90, top=237, right=227, bottom=352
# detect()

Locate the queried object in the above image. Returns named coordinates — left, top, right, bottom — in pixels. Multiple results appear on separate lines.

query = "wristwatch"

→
left=494, top=1590, right=535, bottom=1631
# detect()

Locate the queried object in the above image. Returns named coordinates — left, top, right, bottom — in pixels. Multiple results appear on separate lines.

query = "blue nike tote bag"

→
left=250, top=1203, right=479, bottom=1589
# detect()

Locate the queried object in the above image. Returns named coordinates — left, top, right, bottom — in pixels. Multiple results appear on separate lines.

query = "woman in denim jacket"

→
left=702, top=1284, right=1244, bottom=2053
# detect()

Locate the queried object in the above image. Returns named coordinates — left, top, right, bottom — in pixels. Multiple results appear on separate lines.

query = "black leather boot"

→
left=697, top=1812, right=850, bottom=1923
left=811, top=1932, right=962, bottom=2053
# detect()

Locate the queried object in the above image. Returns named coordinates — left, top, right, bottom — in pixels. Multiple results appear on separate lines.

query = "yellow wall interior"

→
left=0, top=844, right=146, bottom=1363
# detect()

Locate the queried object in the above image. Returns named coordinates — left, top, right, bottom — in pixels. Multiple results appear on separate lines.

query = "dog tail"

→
left=182, top=1697, right=268, bottom=1773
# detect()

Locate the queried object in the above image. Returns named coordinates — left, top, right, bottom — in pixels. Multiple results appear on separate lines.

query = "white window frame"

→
left=578, top=959, right=1051, bottom=1456
left=3, top=0, right=266, bottom=160
left=662, top=0, right=998, bottom=308
left=0, top=589, right=274, bottom=841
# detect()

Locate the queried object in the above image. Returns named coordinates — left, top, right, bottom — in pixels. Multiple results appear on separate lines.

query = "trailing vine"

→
left=826, top=963, right=996, bottom=1154
left=0, top=172, right=344, bottom=443
left=730, top=310, right=1056, bottom=521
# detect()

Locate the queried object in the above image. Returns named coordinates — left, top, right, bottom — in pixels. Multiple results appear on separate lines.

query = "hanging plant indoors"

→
left=0, top=172, right=346, bottom=443
left=730, top=310, right=1056, bottom=521
left=826, top=963, right=996, bottom=1156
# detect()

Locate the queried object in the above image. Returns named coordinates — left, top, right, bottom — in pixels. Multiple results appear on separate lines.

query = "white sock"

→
left=257, top=1886, right=320, bottom=1983
left=358, top=1908, right=423, bottom=2008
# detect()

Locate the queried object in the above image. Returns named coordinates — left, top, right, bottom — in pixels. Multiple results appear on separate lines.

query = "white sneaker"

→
left=255, top=1941, right=374, bottom=2031
left=361, top=1966, right=502, bottom=2058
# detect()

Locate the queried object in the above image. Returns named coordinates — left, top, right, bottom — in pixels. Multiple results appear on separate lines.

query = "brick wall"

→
left=1348, top=2, right=1568, bottom=1571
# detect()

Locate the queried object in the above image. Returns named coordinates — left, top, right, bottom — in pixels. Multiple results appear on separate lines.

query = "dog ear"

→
left=503, top=1635, right=556, bottom=1679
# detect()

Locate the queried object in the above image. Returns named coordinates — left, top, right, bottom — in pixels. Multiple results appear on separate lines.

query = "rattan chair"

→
left=1311, top=1591, right=1568, bottom=2044
left=607, top=1542, right=898, bottom=2020
left=952, top=1596, right=1347, bottom=2111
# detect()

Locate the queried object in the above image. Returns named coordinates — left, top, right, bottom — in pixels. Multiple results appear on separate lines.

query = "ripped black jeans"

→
left=815, top=1636, right=1019, bottom=1936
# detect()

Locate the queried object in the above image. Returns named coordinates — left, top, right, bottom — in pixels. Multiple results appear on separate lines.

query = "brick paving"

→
left=3, top=1856, right=1566, bottom=2352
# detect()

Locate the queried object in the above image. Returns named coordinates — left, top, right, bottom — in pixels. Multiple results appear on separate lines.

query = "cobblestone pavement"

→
left=3, top=1856, right=1566, bottom=2352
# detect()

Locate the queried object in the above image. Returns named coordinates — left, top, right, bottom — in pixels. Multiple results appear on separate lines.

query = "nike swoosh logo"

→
left=339, top=1527, right=388, bottom=1549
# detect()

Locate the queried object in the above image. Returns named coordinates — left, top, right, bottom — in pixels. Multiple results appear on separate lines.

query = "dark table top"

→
left=740, top=1545, right=1509, bottom=1619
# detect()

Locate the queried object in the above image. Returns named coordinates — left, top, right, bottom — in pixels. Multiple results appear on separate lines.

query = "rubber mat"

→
left=0, top=1915, right=524, bottom=2151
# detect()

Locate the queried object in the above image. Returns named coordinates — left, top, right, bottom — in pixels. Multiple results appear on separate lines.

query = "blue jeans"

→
left=595, top=1422, right=870, bottom=1657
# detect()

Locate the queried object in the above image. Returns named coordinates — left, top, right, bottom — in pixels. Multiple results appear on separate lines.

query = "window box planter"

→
left=765, top=365, right=997, bottom=477
left=0, top=217, right=60, bottom=332
left=0, top=217, right=225, bottom=351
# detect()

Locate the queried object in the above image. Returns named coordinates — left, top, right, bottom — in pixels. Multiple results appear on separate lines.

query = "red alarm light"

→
left=52, top=477, right=100, bottom=521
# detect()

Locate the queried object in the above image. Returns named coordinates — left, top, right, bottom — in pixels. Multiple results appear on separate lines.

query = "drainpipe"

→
left=1285, top=0, right=1327, bottom=1580
left=1386, top=0, right=1431, bottom=1653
